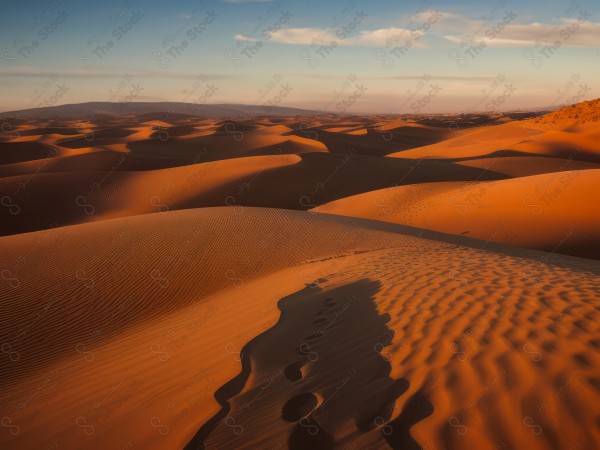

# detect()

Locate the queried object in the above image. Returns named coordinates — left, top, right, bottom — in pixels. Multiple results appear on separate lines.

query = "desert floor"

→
left=1, top=101, right=599, bottom=449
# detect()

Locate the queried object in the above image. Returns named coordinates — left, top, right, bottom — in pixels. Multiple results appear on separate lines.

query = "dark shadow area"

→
left=185, top=279, right=433, bottom=449
left=383, top=392, right=434, bottom=450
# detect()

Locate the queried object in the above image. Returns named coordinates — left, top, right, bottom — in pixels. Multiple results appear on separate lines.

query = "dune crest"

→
left=313, top=169, right=600, bottom=259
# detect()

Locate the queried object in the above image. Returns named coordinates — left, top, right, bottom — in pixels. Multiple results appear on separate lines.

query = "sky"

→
left=0, top=0, right=599, bottom=114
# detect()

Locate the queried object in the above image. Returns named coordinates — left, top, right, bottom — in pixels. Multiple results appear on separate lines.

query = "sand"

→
left=313, top=170, right=600, bottom=259
left=1, top=207, right=599, bottom=450
left=0, top=151, right=505, bottom=236
left=387, top=120, right=600, bottom=164
left=1, top=100, right=599, bottom=450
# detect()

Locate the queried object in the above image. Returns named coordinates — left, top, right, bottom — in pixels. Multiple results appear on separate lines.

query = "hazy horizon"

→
left=0, top=98, right=572, bottom=117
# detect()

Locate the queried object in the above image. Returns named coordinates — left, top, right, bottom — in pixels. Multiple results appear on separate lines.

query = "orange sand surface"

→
left=1, top=208, right=599, bottom=449
left=0, top=101, right=599, bottom=449
left=313, top=170, right=600, bottom=259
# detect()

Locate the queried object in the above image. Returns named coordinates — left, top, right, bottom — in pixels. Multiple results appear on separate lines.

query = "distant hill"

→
left=0, top=102, right=322, bottom=120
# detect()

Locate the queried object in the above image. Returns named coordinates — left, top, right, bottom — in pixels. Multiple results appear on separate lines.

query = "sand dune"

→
left=56, top=128, right=139, bottom=149
left=0, top=152, right=505, bottom=235
left=287, top=124, right=450, bottom=157
left=0, top=155, right=301, bottom=234
left=2, top=109, right=597, bottom=257
left=532, top=98, right=600, bottom=126
left=0, top=141, right=60, bottom=165
left=507, top=125, right=600, bottom=163
left=127, top=124, right=327, bottom=163
left=387, top=121, right=540, bottom=160
left=387, top=120, right=600, bottom=164
left=1, top=207, right=598, bottom=449
left=16, top=127, right=82, bottom=136
left=1, top=101, right=599, bottom=450
left=456, top=155, right=600, bottom=178
left=313, top=169, right=600, bottom=259
left=0, top=149, right=197, bottom=178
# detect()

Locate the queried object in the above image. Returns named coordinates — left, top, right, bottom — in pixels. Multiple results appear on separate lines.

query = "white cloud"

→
left=236, top=27, right=428, bottom=47
left=443, top=18, right=600, bottom=47
left=239, top=10, right=600, bottom=48
left=353, top=28, right=424, bottom=46
left=234, top=34, right=259, bottom=42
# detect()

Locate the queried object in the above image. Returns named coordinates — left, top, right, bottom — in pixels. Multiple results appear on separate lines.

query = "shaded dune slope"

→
left=0, top=152, right=505, bottom=236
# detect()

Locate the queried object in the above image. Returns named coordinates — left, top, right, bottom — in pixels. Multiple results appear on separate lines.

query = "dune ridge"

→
left=313, top=169, right=600, bottom=259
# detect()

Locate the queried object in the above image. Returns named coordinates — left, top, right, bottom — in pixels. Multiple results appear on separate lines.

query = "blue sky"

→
left=1, top=0, right=599, bottom=113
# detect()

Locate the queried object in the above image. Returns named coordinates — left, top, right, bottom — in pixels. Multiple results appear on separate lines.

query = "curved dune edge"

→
left=312, top=169, right=600, bottom=259
left=456, top=156, right=600, bottom=178
left=0, top=152, right=506, bottom=236
left=0, top=121, right=326, bottom=178
left=386, top=121, right=534, bottom=159
left=126, top=125, right=328, bottom=161
left=0, top=154, right=301, bottom=234
left=387, top=120, right=600, bottom=163
left=1, top=207, right=599, bottom=450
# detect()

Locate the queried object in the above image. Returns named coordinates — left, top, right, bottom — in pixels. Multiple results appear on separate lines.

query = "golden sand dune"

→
left=407, top=126, right=600, bottom=164
left=0, top=151, right=504, bottom=235
left=313, top=169, right=600, bottom=259
left=128, top=124, right=327, bottom=163
left=533, top=99, right=600, bottom=126
left=1, top=207, right=598, bottom=450
left=388, top=102, right=600, bottom=164
left=387, top=121, right=541, bottom=160
left=322, top=126, right=363, bottom=133
left=56, top=128, right=139, bottom=149
left=0, top=155, right=300, bottom=234
left=0, top=120, right=324, bottom=176
left=508, top=125, right=600, bottom=163
left=1, top=102, right=599, bottom=449
left=2, top=109, right=598, bottom=259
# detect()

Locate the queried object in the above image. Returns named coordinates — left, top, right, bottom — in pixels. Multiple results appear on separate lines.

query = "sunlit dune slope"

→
left=1, top=207, right=598, bottom=450
left=313, top=169, right=600, bottom=259
left=386, top=121, right=535, bottom=160
left=387, top=122, right=600, bottom=163
left=388, top=100, right=600, bottom=163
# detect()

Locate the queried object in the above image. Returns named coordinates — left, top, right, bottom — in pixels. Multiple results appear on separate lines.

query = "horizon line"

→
left=0, top=99, right=572, bottom=118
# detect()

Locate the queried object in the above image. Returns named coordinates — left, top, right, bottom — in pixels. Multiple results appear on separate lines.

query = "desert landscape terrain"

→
left=1, top=100, right=599, bottom=450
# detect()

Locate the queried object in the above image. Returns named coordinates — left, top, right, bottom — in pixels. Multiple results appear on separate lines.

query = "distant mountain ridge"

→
left=0, top=102, right=323, bottom=120
left=2, top=99, right=597, bottom=121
